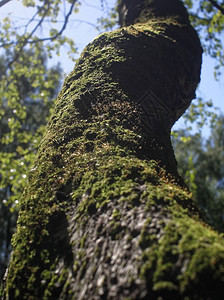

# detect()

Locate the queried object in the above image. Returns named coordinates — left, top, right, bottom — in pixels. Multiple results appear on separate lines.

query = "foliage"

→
left=181, top=97, right=217, bottom=130
left=183, top=0, right=224, bottom=79
left=0, top=0, right=82, bottom=208
left=0, top=49, right=62, bottom=203
left=172, top=114, right=224, bottom=232
left=0, top=49, right=62, bottom=278
left=97, top=6, right=118, bottom=32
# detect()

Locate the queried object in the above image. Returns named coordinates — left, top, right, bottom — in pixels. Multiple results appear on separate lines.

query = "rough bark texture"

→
left=3, top=0, right=224, bottom=299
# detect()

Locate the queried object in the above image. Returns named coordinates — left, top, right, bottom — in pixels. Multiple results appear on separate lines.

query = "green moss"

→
left=139, top=206, right=224, bottom=298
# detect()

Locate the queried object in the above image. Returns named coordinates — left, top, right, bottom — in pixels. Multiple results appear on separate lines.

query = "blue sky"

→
left=1, top=0, right=223, bottom=136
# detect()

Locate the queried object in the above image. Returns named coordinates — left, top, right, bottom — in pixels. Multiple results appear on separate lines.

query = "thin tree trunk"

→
left=3, top=0, right=224, bottom=299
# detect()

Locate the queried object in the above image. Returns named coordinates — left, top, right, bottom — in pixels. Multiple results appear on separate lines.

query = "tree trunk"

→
left=3, top=0, right=224, bottom=299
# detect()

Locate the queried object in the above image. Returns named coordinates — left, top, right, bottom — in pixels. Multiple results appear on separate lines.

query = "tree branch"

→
left=208, top=0, right=224, bottom=15
left=0, top=0, right=11, bottom=8
left=23, top=0, right=77, bottom=44
left=51, top=0, right=77, bottom=40
left=1, top=0, right=78, bottom=77
left=24, top=3, right=46, bottom=34
left=189, top=12, right=212, bottom=23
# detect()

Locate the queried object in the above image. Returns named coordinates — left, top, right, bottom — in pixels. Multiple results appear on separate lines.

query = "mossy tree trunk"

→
left=3, top=0, right=224, bottom=299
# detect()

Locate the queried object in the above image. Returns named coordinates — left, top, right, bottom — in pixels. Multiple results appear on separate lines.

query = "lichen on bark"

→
left=3, top=0, right=224, bottom=299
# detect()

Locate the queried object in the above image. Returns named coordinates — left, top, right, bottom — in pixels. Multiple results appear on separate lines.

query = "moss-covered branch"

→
left=3, top=0, right=224, bottom=299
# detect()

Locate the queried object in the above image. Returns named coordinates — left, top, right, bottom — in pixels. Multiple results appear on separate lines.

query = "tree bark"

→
left=3, top=0, right=224, bottom=299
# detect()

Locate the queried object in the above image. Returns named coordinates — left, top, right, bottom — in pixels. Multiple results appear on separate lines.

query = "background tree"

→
left=173, top=114, right=224, bottom=232
left=0, top=49, right=62, bottom=279
left=183, top=0, right=224, bottom=79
